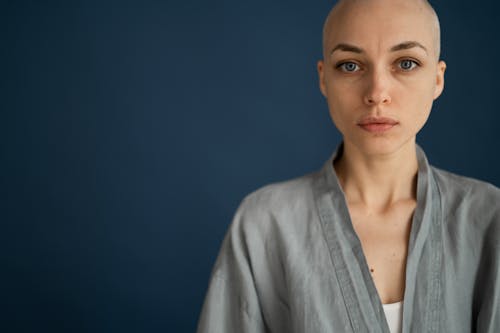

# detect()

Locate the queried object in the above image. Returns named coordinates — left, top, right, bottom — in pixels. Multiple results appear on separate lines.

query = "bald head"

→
left=322, top=0, right=441, bottom=61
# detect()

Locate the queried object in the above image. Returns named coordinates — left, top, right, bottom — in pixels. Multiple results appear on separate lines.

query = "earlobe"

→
left=433, top=60, right=447, bottom=99
left=317, top=60, right=327, bottom=98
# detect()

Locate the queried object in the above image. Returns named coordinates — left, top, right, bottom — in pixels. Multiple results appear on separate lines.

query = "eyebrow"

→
left=390, top=41, right=428, bottom=54
left=330, top=41, right=428, bottom=55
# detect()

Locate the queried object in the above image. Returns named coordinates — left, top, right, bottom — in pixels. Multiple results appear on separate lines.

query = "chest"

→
left=347, top=202, right=415, bottom=304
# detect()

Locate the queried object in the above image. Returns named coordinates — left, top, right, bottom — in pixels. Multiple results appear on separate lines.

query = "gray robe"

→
left=197, top=146, right=500, bottom=332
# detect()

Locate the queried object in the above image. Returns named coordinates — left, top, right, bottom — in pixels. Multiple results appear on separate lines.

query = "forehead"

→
left=324, top=0, right=436, bottom=55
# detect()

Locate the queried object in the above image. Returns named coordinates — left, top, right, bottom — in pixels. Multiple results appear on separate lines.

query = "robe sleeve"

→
left=475, top=205, right=500, bottom=332
left=197, top=201, right=267, bottom=333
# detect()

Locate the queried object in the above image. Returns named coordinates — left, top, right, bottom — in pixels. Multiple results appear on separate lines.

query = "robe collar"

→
left=313, top=143, right=443, bottom=333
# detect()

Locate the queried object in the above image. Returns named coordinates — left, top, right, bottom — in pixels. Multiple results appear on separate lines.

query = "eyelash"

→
left=398, top=59, right=420, bottom=71
left=335, top=59, right=421, bottom=73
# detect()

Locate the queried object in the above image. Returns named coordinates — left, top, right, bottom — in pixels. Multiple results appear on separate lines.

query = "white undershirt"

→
left=382, top=301, right=403, bottom=333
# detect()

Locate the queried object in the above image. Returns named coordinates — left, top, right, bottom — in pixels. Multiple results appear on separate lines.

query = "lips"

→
left=357, top=116, right=399, bottom=133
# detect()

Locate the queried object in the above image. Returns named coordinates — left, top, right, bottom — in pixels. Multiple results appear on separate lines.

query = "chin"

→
left=346, top=135, right=415, bottom=158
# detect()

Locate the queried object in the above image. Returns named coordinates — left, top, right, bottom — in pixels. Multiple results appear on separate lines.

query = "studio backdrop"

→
left=2, top=1, right=499, bottom=332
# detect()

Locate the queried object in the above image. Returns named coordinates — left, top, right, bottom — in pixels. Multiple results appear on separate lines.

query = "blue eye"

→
left=399, top=59, right=418, bottom=71
left=338, top=62, right=360, bottom=72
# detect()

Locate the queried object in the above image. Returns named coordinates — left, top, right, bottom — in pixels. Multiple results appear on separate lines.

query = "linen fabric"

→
left=197, top=145, right=500, bottom=333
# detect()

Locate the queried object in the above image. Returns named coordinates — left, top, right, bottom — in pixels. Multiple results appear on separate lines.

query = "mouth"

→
left=357, top=116, right=399, bottom=133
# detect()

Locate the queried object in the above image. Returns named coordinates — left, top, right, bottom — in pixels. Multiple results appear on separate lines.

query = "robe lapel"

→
left=313, top=144, right=443, bottom=332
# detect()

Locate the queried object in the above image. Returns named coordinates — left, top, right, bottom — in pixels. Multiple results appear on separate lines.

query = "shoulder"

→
left=239, top=172, right=317, bottom=214
left=214, top=172, right=322, bottom=273
left=230, top=171, right=320, bottom=236
left=431, top=166, right=500, bottom=233
left=431, top=166, right=500, bottom=204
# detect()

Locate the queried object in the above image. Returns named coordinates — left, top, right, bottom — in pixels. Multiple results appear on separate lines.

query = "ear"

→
left=317, top=60, right=328, bottom=98
left=433, top=60, right=446, bottom=100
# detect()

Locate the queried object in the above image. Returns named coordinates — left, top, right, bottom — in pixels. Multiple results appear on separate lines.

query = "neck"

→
left=334, top=140, right=418, bottom=210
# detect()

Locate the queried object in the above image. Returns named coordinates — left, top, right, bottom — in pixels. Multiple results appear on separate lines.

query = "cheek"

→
left=401, top=87, right=435, bottom=131
left=328, top=83, right=361, bottom=110
left=400, top=75, right=436, bottom=112
left=327, top=88, right=359, bottom=124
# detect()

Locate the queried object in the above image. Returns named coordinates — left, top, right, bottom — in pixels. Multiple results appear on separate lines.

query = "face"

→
left=318, top=0, right=446, bottom=157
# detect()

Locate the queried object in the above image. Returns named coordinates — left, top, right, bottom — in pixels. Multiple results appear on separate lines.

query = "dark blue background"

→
left=2, top=1, right=499, bottom=332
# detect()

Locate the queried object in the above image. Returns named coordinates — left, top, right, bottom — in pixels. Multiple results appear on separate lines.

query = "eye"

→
left=336, top=61, right=361, bottom=73
left=398, top=59, right=419, bottom=71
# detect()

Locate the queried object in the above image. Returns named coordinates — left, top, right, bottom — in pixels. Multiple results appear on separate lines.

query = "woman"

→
left=197, top=0, right=500, bottom=332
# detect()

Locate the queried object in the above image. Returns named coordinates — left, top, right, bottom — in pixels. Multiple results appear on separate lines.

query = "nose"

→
left=363, top=69, right=392, bottom=106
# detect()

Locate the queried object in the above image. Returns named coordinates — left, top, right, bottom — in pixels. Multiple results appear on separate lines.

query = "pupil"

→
left=402, top=60, right=411, bottom=69
left=347, top=63, right=355, bottom=71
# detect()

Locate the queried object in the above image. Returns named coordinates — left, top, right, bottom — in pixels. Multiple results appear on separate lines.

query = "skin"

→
left=317, top=0, right=446, bottom=304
